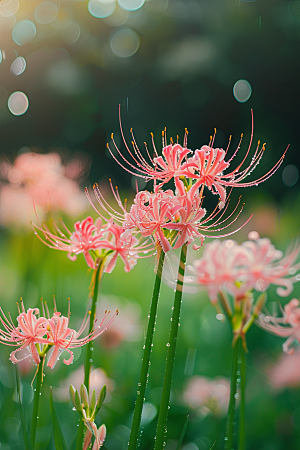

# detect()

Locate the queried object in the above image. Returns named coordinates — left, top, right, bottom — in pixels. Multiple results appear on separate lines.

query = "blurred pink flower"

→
left=267, top=349, right=300, bottom=389
left=193, top=239, right=250, bottom=303
left=183, top=375, right=230, bottom=417
left=258, top=299, right=300, bottom=354
left=242, top=238, right=300, bottom=297
left=54, top=365, right=115, bottom=402
left=0, top=151, right=88, bottom=227
left=95, top=298, right=142, bottom=348
left=193, top=233, right=300, bottom=303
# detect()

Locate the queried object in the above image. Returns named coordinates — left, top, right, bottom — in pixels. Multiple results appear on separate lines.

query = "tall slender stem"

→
left=225, top=337, right=240, bottom=450
left=128, top=250, right=165, bottom=450
left=30, top=356, right=44, bottom=450
left=84, top=259, right=105, bottom=390
left=238, top=343, right=246, bottom=450
left=76, top=260, right=105, bottom=450
left=154, top=243, right=187, bottom=450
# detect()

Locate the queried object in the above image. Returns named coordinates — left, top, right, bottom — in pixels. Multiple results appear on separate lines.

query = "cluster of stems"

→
left=128, top=244, right=188, bottom=450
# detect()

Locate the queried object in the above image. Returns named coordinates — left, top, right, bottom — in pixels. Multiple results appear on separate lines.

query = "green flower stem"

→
left=76, top=259, right=105, bottom=450
left=30, top=356, right=45, bottom=450
left=128, top=249, right=165, bottom=450
left=154, top=243, right=187, bottom=450
left=238, top=343, right=246, bottom=450
left=84, top=259, right=105, bottom=391
left=218, top=291, right=233, bottom=326
left=225, top=337, right=240, bottom=450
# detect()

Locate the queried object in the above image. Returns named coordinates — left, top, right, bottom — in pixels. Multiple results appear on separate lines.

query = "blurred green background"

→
left=1, top=0, right=300, bottom=449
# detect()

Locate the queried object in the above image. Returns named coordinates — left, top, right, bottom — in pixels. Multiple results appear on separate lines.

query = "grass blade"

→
left=49, top=387, right=68, bottom=450
left=16, top=367, right=32, bottom=450
left=176, top=415, right=189, bottom=450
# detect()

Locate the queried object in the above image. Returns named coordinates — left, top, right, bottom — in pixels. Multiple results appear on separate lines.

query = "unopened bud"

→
left=75, top=389, right=82, bottom=412
left=90, top=389, right=97, bottom=417
left=69, top=385, right=76, bottom=409
left=95, top=385, right=107, bottom=416
left=98, top=424, right=107, bottom=446
left=80, top=384, right=89, bottom=410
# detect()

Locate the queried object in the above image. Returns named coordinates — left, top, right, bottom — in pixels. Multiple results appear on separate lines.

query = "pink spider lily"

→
left=125, top=189, right=177, bottom=253
left=45, top=309, right=118, bottom=369
left=181, top=146, right=231, bottom=206
left=0, top=303, right=118, bottom=369
left=96, top=221, right=153, bottom=273
left=241, top=236, right=300, bottom=296
left=162, top=181, right=207, bottom=249
left=85, top=182, right=175, bottom=253
left=33, top=216, right=104, bottom=269
left=107, top=108, right=288, bottom=206
left=193, top=233, right=300, bottom=304
left=125, top=183, right=250, bottom=253
left=85, top=181, right=129, bottom=227
left=0, top=306, right=49, bottom=364
left=107, top=111, right=192, bottom=190
left=85, top=173, right=250, bottom=255
left=193, top=239, right=251, bottom=303
left=258, top=299, right=300, bottom=354
left=33, top=213, right=154, bottom=272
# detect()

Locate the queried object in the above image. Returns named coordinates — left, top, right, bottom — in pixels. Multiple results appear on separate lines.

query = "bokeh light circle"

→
left=12, top=20, right=36, bottom=46
left=34, top=1, right=59, bottom=24
left=63, top=22, right=81, bottom=44
left=0, top=0, right=19, bottom=17
left=88, top=0, right=116, bottom=18
left=118, top=0, right=145, bottom=11
left=233, top=79, right=252, bottom=103
left=110, top=27, right=140, bottom=58
left=282, top=164, right=299, bottom=187
left=8, top=91, right=29, bottom=116
left=10, top=56, right=26, bottom=75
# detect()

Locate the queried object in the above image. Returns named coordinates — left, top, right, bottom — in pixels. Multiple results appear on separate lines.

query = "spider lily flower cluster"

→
left=0, top=301, right=117, bottom=369
left=33, top=215, right=154, bottom=272
left=192, top=232, right=300, bottom=342
left=108, top=109, right=287, bottom=207
left=79, top=109, right=288, bottom=257
left=84, top=163, right=251, bottom=257
left=32, top=109, right=287, bottom=268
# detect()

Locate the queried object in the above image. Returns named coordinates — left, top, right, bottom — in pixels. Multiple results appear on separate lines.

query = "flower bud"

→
left=75, top=389, right=83, bottom=412
left=90, top=389, right=96, bottom=418
left=95, top=384, right=107, bottom=416
left=80, top=384, right=89, bottom=411
left=69, top=384, right=76, bottom=409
